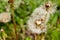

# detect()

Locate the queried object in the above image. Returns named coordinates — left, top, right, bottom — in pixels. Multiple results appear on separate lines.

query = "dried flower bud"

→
left=45, top=3, right=51, bottom=8
left=8, top=0, right=14, bottom=3
left=45, top=1, right=51, bottom=8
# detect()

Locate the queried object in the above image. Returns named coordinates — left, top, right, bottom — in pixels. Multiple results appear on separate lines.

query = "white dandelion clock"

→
left=0, top=5, right=11, bottom=23
left=0, top=12, right=11, bottom=23
left=27, top=1, right=57, bottom=34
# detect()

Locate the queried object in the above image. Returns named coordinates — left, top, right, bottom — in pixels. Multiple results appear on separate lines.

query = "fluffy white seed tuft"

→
left=0, top=12, right=11, bottom=23
left=27, top=1, right=57, bottom=34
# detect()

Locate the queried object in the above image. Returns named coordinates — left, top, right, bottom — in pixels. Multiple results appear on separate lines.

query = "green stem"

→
left=11, top=5, right=18, bottom=40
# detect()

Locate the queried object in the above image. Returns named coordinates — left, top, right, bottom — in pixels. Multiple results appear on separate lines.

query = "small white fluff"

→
left=27, top=1, right=57, bottom=34
left=0, top=29, right=4, bottom=32
left=0, top=12, right=11, bottom=23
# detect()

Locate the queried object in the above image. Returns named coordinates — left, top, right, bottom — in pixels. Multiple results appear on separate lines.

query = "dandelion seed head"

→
left=0, top=13, right=11, bottom=23
left=27, top=1, right=57, bottom=34
left=27, top=6, right=49, bottom=34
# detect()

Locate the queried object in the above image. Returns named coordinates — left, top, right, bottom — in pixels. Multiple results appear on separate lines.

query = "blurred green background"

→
left=0, top=0, right=60, bottom=40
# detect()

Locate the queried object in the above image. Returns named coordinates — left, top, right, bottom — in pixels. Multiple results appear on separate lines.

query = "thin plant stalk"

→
left=3, top=36, right=5, bottom=40
left=8, top=0, right=18, bottom=40
left=41, top=34, right=45, bottom=40
left=34, top=34, right=37, bottom=40
left=20, top=21, right=25, bottom=40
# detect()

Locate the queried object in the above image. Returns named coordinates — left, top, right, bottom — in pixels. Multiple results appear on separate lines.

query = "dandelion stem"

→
left=41, top=33, right=45, bottom=40
left=8, top=0, right=18, bottom=40
left=34, top=34, right=37, bottom=40
left=11, top=4, right=18, bottom=40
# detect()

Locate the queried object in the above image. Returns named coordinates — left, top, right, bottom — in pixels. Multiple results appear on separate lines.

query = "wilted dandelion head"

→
left=0, top=12, right=11, bottom=23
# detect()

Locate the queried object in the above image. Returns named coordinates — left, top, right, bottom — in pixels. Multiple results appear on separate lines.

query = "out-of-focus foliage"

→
left=0, top=0, right=60, bottom=40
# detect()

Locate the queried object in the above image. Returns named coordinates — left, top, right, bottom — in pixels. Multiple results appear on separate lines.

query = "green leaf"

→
left=25, top=37, right=31, bottom=40
left=57, top=24, right=60, bottom=28
left=51, top=15, right=57, bottom=25
left=51, top=30, right=59, bottom=40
